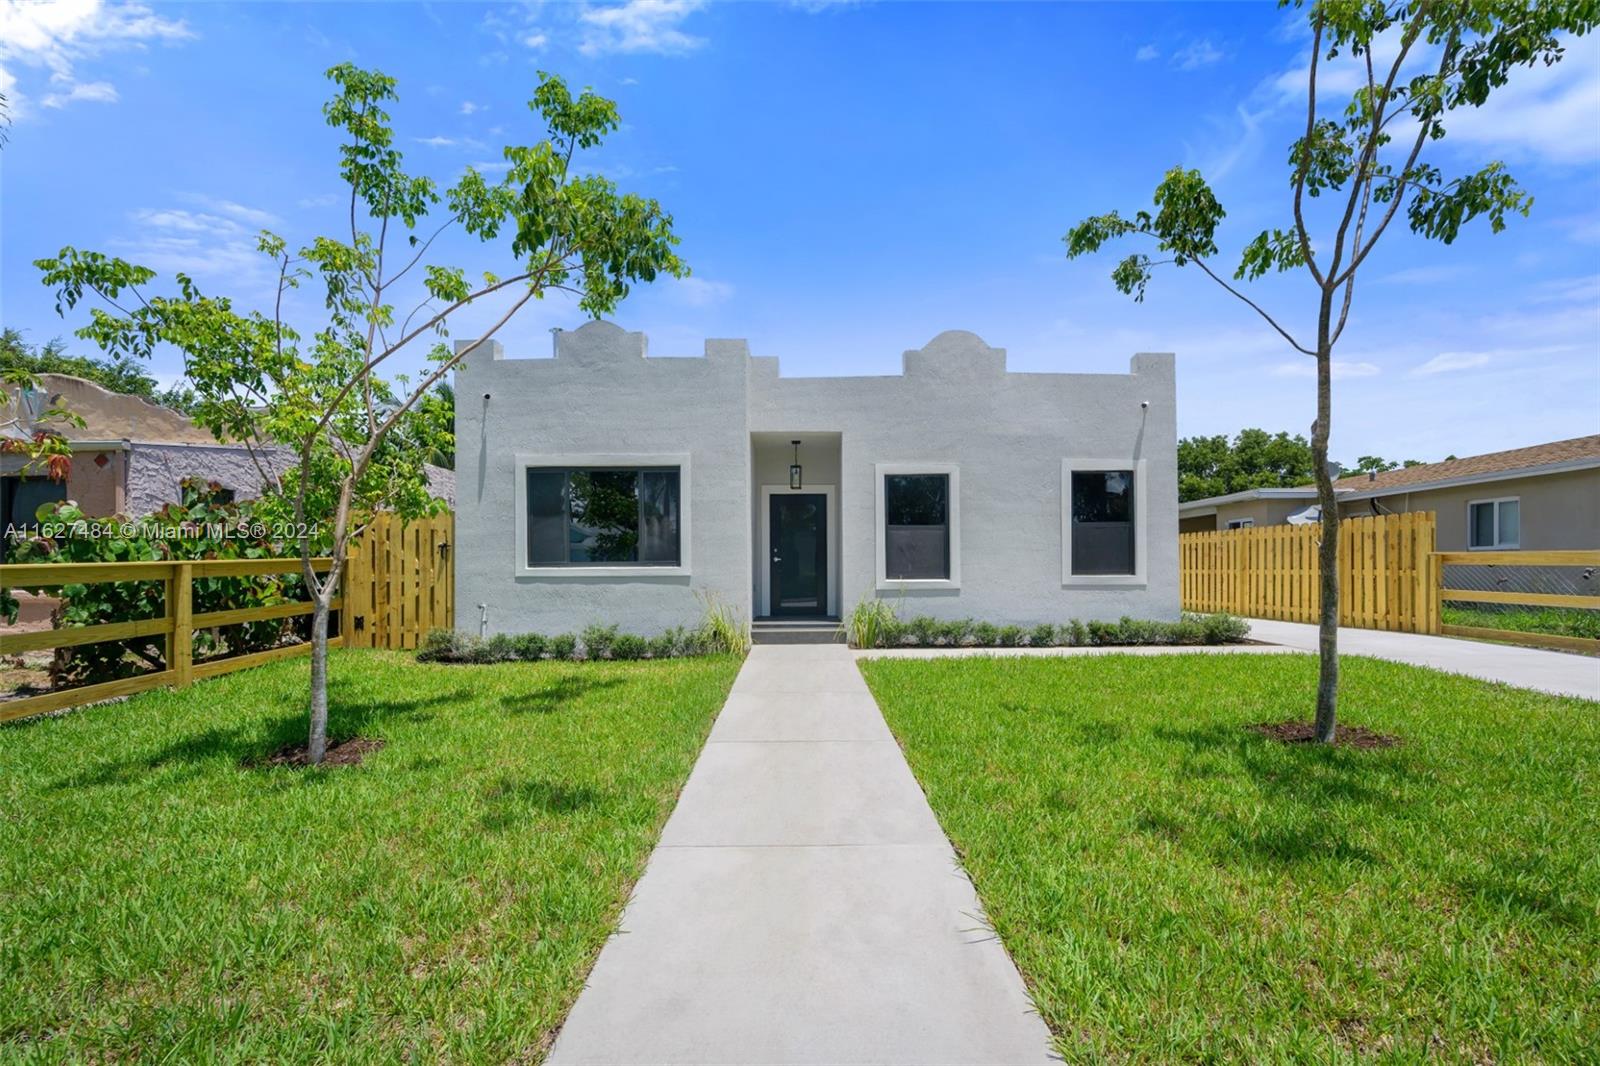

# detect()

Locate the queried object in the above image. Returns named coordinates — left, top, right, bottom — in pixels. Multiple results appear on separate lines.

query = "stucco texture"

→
left=454, top=322, right=1178, bottom=637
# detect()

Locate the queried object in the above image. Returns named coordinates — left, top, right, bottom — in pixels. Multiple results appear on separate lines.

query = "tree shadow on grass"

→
left=480, top=775, right=606, bottom=831
left=48, top=688, right=468, bottom=791
left=497, top=674, right=629, bottom=715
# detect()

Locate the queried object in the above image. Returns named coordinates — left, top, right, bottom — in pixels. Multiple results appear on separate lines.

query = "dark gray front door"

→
left=769, top=494, right=826, bottom=617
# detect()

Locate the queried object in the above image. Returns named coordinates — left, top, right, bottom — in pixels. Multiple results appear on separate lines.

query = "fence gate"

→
left=1180, top=511, right=1438, bottom=633
left=343, top=512, right=454, bottom=651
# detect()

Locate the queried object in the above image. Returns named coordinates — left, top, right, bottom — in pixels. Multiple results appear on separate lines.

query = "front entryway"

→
left=769, top=493, right=827, bottom=617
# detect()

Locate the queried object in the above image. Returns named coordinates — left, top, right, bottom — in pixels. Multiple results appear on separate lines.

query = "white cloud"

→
left=0, top=0, right=192, bottom=117
left=1172, top=39, right=1223, bottom=71
left=1135, top=44, right=1159, bottom=62
left=1410, top=351, right=1490, bottom=376
left=297, top=193, right=340, bottom=209
left=415, top=135, right=457, bottom=148
left=579, top=0, right=706, bottom=57
left=522, top=32, right=548, bottom=50
left=1376, top=264, right=1471, bottom=285
left=1270, top=360, right=1381, bottom=380
left=1445, top=32, right=1600, bottom=165
left=40, top=78, right=117, bottom=107
left=115, top=201, right=277, bottom=284
left=459, top=100, right=480, bottom=115
left=670, top=276, right=733, bottom=307
left=178, top=193, right=279, bottom=227
left=469, top=160, right=512, bottom=174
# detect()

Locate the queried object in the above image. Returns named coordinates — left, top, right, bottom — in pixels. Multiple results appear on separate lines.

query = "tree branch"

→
left=1292, top=14, right=1326, bottom=285
left=1191, top=257, right=1315, bottom=356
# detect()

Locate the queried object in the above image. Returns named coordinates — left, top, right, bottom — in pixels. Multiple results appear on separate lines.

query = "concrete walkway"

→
left=1246, top=618, right=1599, bottom=701
left=548, top=643, right=1057, bottom=1065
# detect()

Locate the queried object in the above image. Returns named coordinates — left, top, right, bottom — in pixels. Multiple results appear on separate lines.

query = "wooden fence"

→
left=1436, top=549, right=1600, bottom=654
left=342, top=512, right=454, bottom=651
left=0, top=512, right=454, bottom=723
left=1180, top=511, right=1439, bottom=633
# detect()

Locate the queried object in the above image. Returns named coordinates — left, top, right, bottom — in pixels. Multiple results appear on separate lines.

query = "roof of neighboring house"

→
left=1179, top=435, right=1600, bottom=515
left=1329, top=435, right=1600, bottom=498
left=2, top=373, right=217, bottom=445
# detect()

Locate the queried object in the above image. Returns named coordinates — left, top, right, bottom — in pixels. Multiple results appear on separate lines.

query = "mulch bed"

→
left=1250, top=720, right=1400, bottom=749
left=254, top=736, right=385, bottom=768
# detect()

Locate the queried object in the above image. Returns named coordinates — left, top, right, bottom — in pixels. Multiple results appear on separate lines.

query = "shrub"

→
left=1086, top=620, right=1120, bottom=646
left=1169, top=618, right=1206, bottom=645
left=841, top=597, right=898, bottom=649
left=549, top=633, right=578, bottom=660
left=418, top=628, right=465, bottom=662
left=1028, top=623, right=1057, bottom=647
left=972, top=621, right=1000, bottom=646
left=511, top=633, right=547, bottom=661
left=996, top=624, right=1025, bottom=647
left=481, top=633, right=518, bottom=663
left=611, top=634, right=647, bottom=660
left=1199, top=612, right=1251, bottom=644
left=696, top=590, right=750, bottom=655
left=580, top=623, right=620, bottom=660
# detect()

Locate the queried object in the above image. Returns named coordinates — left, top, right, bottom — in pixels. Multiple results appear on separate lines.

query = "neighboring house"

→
left=1178, top=435, right=1600, bottom=551
left=454, top=320, right=1178, bottom=637
left=1, top=373, right=455, bottom=536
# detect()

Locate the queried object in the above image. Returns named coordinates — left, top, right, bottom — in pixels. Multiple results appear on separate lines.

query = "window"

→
left=1226, top=517, right=1255, bottom=530
left=526, top=467, right=680, bottom=566
left=1468, top=497, right=1519, bottom=549
left=514, top=454, right=690, bottom=576
left=1061, top=458, right=1148, bottom=586
left=885, top=474, right=949, bottom=580
left=875, top=463, right=960, bottom=588
left=1, top=476, right=67, bottom=563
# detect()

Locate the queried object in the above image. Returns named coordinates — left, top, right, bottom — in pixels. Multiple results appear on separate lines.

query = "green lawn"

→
left=1442, top=602, right=1600, bottom=641
left=859, top=653, right=1600, bottom=1062
left=1, top=649, right=741, bottom=1063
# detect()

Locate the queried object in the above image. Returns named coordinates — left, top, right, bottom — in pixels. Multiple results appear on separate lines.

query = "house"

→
left=1178, top=435, right=1600, bottom=551
left=1, top=373, right=455, bottom=540
left=453, top=321, right=1178, bottom=637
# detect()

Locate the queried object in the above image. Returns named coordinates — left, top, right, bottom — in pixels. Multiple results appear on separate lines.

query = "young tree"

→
left=1065, top=1, right=1595, bottom=742
left=34, top=64, right=686, bottom=763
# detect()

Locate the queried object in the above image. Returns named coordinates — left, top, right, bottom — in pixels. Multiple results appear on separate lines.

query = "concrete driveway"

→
left=547, top=642, right=1057, bottom=1065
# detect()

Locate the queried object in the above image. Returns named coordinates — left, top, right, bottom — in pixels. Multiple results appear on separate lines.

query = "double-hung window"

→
left=875, top=463, right=960, bottom=588
left=516, top=455, right=688, bottom=575
left=1468, top=497, right=1519, bottom=549
left=1062, top=458, right=1147, bottom=585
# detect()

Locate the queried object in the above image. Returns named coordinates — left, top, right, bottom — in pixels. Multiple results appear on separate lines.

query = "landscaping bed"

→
left=859, top=653, right=1600, bottom=1061
left=0, top=649, right=742, bottom=1061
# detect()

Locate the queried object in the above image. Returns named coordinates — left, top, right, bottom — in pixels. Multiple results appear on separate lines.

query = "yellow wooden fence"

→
left=1435, top=549, right=1600, bottom=654
left=342, top=512, right=454, bottom=651
left=1, top=512, right=454, bottom=723
left=1180, top=511, right=1439, bottom=633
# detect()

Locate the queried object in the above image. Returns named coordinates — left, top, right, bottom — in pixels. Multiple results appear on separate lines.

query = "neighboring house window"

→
left=1, top=476, right=67, bottom=562
left=875, top=463, right=960, bottom=588
left=1061, top=458, right=1148, bottom=586
left=1226, top=518, right=1255, bottom=530
left=526, top=468, right=680, bottom=566
left=1468, top=497, right=1519, bottom=549
left=513, top=454, right=690, bottom=576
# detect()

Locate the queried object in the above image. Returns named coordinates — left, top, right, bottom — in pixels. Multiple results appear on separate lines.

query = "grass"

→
left=0, top=649, right=742, bottom=1062
left=1442, top=602, right=1600, bottom=640
left=859, top=653, right=1600, bottom=1062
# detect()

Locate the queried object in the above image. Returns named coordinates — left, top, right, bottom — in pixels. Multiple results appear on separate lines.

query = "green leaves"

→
left=1063, top=168, right=1224, bottom=299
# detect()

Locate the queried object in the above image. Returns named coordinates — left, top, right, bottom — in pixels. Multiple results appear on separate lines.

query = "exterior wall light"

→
left=789, top=439, right=803, bottom=490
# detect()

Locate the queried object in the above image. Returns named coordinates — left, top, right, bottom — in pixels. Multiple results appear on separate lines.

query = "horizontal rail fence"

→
left=0, top=557, right=341, bottom=724
left=343, top=512, right=453, bottom=651
left=1436, top=550, right=1600, bottom=654
left=1180, top=511, right=1438, bottom=633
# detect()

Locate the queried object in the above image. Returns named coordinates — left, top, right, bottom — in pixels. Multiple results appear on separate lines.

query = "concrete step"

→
left=752, top=619, right=843, bottom=645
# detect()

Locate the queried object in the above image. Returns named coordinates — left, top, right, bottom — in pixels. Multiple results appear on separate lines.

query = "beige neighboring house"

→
left=1178, top=435, right=1600, bottom=552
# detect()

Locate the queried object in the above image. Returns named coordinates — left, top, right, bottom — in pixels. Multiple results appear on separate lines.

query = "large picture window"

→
left=1061, top=458, right=1147, bottom=586
left=525, top=467, right=681, bottom=567
left=884, top=473, right=949, bottom=580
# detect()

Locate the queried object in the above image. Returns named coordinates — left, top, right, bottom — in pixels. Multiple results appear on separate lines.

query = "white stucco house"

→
left=454, top=321, right=1177, bottom=637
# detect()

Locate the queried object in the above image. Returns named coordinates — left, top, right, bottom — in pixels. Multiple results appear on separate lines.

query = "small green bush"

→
left=417, top=628, right=464, bottom=662
left=1065, top=619, right=1089, bottom=647
left=972, top=622, right=1000, bottom=646
left=549, top=633, right=578, bottom=661
left=696, top=590, right=751, bottom=655
left=511, top=633, right=547, bottom=661
left=611, top=634, right=647, bottom=660
left=1029, top=623, right=1057, bottom=647
left=480, top=634, right=517, bottom=662
left=996, top=624, right=1025, bottom=647
left=580, top=623, right=619, bottom=660
left=1198, top=612, right=1251, bottom=644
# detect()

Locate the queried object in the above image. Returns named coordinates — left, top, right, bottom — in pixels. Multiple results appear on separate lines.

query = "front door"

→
left=769, top=493, right=827, bottom=617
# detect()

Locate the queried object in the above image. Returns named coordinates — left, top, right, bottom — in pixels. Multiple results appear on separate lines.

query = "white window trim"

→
left=1467, top=495, right=1520, bottom=550
left=1226, top=517, right=1255, bottom=530
left=875, top=462, right=960, bottom=590
left=513, top=452, right=691, bottom=578
left=758, top=484, right=838, bottom=617
left=1061, top=458, right=1148, bottom=587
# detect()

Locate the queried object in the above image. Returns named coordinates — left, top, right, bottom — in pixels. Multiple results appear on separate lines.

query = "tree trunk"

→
left=307, top=594, right=331, bottom=765
left=1310, top=318, right=1339, bottom=742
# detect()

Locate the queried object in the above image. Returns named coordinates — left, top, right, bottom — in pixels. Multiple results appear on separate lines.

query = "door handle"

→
left=772, top=554, right=782, bottom=562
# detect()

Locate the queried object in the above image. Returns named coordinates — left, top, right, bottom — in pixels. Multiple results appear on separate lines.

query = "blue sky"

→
left=2, top=0, right=1597, bottom=463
